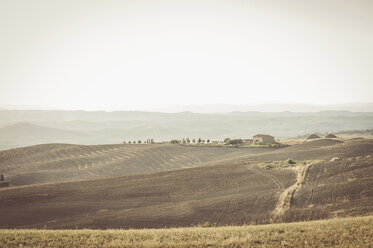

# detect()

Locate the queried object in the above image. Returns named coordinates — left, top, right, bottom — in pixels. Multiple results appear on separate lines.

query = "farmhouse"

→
left=253, top=134, right=275, bottom=144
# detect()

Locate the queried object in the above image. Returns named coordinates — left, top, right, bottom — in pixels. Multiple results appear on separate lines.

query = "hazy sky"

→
left=0, top=0, right=372, bottom=110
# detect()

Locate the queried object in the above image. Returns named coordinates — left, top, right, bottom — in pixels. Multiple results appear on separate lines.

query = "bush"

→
left=202, top=221, right=216, bottom=228
left=228, top=139, right=243, bottom=145
left=287, top=158, right=296, bottom=165
left=0, top=181, right=10, bottom=187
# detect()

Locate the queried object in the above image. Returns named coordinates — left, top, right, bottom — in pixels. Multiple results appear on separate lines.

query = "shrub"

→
left=287, top=158, right=296, bottom=165
left=202, top=221, right=216, bottom=228
left=0, top=181, right=10, bottom=187
left=229, top=139, right=243, bottom=145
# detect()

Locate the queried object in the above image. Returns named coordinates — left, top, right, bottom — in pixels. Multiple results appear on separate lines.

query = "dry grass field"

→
left=0, top=216, right=372, bottom=248
left=0, top=138, right=372, bottom=229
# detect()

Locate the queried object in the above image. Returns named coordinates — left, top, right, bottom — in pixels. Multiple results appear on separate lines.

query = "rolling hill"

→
left=0, top=138, right=372, bottom=229
left=0, top=143, right=272, bottom=186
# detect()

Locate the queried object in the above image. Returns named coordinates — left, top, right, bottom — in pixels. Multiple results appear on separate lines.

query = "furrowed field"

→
left=0, top=216, right=372, bottom=248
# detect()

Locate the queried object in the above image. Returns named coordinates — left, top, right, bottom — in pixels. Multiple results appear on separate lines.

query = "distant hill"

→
left=0, top=123, right=90, bottom=149
left=150, top=103, right=373, bottom=113
left=0, top=110, right=372, bottom=149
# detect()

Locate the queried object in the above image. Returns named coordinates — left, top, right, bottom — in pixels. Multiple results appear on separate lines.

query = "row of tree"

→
left=123, top=139, right=154, bottom=144
left=172, top=138, right=245, bottom=145
left=171, top=138, right=212, bottom=144
left=122, top=138, right=244, bottom=145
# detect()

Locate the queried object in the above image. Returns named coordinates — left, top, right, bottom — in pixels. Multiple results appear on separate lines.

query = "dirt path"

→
left=271, top=163, right=312, bottom=219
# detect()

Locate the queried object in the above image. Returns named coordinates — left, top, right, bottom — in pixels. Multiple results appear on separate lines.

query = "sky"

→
left=0, top=0, right=372, bottom=111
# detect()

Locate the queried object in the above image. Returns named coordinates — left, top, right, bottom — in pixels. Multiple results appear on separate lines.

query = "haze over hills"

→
left=145, top=103, right=373, bottom=113
left=2, top=103, right=373, bottom=112
left=0, top=109, right=373, bottom=150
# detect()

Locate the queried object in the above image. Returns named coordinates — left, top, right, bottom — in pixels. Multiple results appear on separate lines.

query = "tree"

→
left=207, top=139, right=210, bottom=143
left=128, top=141, right=132, bottom=144
left=170, top=139, right=180, bottom=144
left=182, top=138, right=186, bottom=144
left=197, top=138, right=202, bottom=143
left=138, top=140, right=142, bottom=144
left=192, top=138, right=196, bottom=144
left=224, top=138, right=231, bottom=145
left=122, top=141, right=127, bottom=144
left=186, top=138, right=190, bottom=144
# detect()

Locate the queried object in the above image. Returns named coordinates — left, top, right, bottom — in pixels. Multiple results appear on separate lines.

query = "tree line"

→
left=122, top=138, right=239, bottom=145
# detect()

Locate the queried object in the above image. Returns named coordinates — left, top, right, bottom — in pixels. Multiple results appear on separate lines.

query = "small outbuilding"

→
left=243, top=139, right=253, bottom=144
left=325, top=133, right=338, bottom=138
left=306, top=134, right=320, bottom=139
left=253, top=134, right=276, bottom=144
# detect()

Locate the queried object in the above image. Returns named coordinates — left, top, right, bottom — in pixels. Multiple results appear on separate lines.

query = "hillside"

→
left=0, top=139, right=372, bottom=229
left=0, top=143, right=272, bottom=186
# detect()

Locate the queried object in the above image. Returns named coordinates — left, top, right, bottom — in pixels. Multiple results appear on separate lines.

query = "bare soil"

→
left=0, top=144, right=273, bottom=186
left=0, top=139, right=372, bottom=229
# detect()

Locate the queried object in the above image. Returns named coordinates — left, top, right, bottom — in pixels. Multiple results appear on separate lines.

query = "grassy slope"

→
left=0, top=216, right=372, bottom=248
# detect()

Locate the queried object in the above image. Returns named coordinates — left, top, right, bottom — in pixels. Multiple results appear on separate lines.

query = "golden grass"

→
left=0, top=216, right=372, bottom=248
